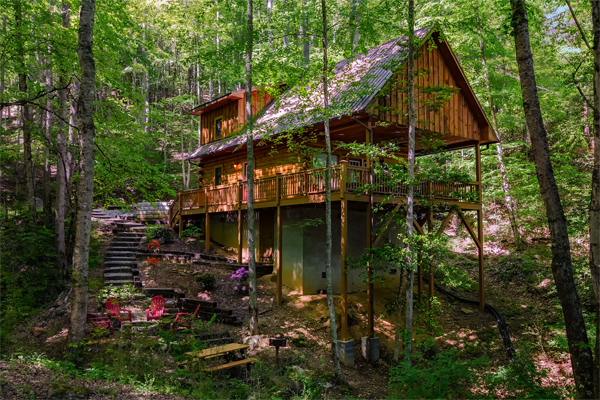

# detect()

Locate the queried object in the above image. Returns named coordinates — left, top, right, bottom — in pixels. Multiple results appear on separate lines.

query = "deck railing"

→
left=170, top=162, right=479, bottom=219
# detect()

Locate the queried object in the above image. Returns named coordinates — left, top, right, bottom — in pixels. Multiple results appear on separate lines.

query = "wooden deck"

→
left=169, top=162, right=480, bottom=227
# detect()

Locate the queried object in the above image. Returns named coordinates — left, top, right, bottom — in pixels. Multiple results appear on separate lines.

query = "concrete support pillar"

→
left=337, top=339, right=354, bottom=367
left=361, top=336, right=380, bottom=363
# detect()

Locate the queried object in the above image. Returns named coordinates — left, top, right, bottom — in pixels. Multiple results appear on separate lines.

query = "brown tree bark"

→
left=15, top=0, right=35, bottom=217
left=246, top=0, right=259, bottom=336
left=321, top=0, right=342, bottom=381
left=510, top=1, right=595, bottom=397
left=403, top=0, right=416, bottom=364
left=68, top=0, right=96, bottom=346
left=56, top=2, right=71, bottom=282
left=589, top=1, right=600, bottom=397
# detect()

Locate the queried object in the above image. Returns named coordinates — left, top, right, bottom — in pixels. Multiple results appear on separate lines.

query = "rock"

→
left=461, top=308, right=474, bottom=314
left=47, top=383, right=90, bottom=399
left=32, top=327, right=46, bottom=337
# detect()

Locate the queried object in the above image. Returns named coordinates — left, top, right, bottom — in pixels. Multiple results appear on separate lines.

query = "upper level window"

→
left=215, top=167, right=222, bottom=186
left=215, top=116, right=223, bottom=139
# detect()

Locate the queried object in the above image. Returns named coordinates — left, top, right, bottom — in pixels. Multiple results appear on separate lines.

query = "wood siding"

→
left=375, top=41, right=480, bottom=141
left=198, top=142, right=350, bottom=188
left=201, top=88, right=277, bottom=145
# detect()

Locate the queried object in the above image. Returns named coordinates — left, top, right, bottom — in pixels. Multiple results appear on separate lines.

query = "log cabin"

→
left=169, top=26, right=497, bottom=342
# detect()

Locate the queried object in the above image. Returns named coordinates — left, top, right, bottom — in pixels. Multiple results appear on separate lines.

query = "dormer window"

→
left=215, top=116, right=223, bottom=139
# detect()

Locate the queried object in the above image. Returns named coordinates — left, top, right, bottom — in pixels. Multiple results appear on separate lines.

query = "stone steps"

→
left=111, top=241, right=139, bottom=247
left=105, top=260, right=138, bottom=266
left=104, top=266, right=134, bottom=273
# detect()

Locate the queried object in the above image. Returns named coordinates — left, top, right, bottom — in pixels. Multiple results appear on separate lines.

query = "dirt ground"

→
left=1, top=222, right=575, bottom=399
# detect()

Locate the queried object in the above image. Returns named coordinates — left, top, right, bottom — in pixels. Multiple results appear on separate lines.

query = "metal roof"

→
left=188, top=26, right=434, bottom=161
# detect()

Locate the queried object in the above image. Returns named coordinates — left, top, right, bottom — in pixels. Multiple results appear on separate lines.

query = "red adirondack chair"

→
left=105, top=297, right=133, bottom=322
left=146, top=296, right=166, bottom=321
left=172, top=304, right=202, bottom=330
left=87, top=314, right=114, bottom=335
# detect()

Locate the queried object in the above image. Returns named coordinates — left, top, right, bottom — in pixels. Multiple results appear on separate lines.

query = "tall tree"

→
left=246, top=0, right=259, bottom=336
left=56, top=1, right=71, bottom=281
left=68, top=0, right=96, bottom=346
left=14, top=0, right=35, bottom=216
left=403, top=0, right=416, bottom=363
left=321, top=0, right=342, bottom=381
left=510, top=1, right=594, bottom=397
left=589, top=0, right=600, bottom=396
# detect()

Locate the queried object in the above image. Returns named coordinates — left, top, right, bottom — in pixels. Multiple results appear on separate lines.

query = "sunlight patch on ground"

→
left=45, top=328, right=68, bottom=344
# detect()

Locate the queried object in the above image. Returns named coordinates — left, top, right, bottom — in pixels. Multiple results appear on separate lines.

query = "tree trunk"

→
left=68, top=0, right=96, bottom=346
left=510, top=1, right=595, bottom=397
left=302, top=1, right=309, bottom=68
left=43, top=48, right=54, bottom=223
left=0, top=15, right=5, bottom=131
left=393, top=267, right=406, bottom=362
left=15, top=0, right=36, bottom=217
left=246, top=0, right=259, bottom=336
left=350, top=0, right=361, bottom=55
left=475, top=5, right=522, bottom=250
left=589, top=1, right=600, bottom=397
left=56, top=1, right=71, bottom=282
left=404, top=0, right=416, bottom=364
left=321, top=0, right=342, bottom=382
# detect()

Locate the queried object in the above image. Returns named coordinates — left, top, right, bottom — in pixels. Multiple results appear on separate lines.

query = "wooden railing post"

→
left=340, top=160, right=347, bottom=199
left=178, top=191, right=183, bottom=237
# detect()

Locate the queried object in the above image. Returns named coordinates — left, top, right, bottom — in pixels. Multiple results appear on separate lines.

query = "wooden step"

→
left=205, top=358, right=257, bottom=372
left=180, top=298, right=217, bottom=309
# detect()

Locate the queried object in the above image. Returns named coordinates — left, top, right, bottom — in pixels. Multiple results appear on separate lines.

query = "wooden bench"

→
left=182, top=343, right=255, bottom=372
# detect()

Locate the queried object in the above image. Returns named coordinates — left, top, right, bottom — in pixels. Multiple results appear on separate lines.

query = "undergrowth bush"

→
left=389, top=342, right=568, bottom=399
left=146, top=225, right=175, bottom=244
left=196, top=273, right=216, bottom=290
left=96, top=284, right=142, bottom=304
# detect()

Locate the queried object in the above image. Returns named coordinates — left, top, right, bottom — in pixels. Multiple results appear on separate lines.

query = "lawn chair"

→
left=172, top=304, right=202, bottom=330
left=87, top=314, right=114, bottom=335
left=146, top=296, right=166, bottom=321
left=105, top=297, right=133, bottom=323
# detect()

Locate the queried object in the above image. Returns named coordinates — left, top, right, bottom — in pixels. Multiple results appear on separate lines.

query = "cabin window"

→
left=349, top=159, right=363, bottom=167
left=313, top=153, right=337, bottom=169
left=215, top=166, right=222, bottom=186
left=215, top=116, right=223, bottom=139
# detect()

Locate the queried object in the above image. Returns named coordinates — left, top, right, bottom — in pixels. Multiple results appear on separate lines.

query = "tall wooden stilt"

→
left=237, top=210, right=243, bottom=264
left=179, top=216, right=184, bottom=237
left=341, top=198, right=348, bottom=341
left=276, top=173, right=283, bottom=306
left=366, top=123, right=375, bottom=337
left=205, top=212, right=211, bottom=253
left=237, top=180, right=243, bottom=264
left=475, top=141, right=485, bottom=312
left=427, top=207, right=434, bottom=300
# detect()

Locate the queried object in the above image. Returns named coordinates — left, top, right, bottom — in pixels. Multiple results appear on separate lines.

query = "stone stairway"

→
left=92, top=209, right=147, bottom=287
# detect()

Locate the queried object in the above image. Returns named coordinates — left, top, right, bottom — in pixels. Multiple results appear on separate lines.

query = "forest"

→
left=0, top=0, right=599, bottom=399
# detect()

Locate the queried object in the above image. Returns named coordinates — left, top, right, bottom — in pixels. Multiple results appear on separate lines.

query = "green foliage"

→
left=389, top=347, right=486, bottom=399
left=146, top=225, right=175, bottom=244
left=195, top=273, right=216, bottom=291
left=181, top=224, right=203, bottom=239
left=96, top=284, right=142, bottom=305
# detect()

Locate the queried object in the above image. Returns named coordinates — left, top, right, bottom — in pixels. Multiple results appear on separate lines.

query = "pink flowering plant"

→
left=230, top=267, right=249, bottom=295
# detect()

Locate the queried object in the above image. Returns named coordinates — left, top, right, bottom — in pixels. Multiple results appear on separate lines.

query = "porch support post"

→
left=205, top=212, right=210, bottom=253
left=366, top=121, right=375, bottom=337
left=276, top=173, right=283, bottom=306
left=427, top=207, right=434, bottom=300
left=476, top=141, right=485, bottom=312
left=341, top=197, right=348, bottom=341
left=237, top=180, right=243, bottom=264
